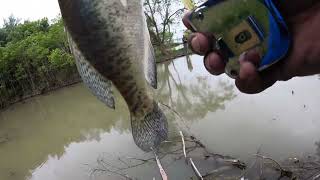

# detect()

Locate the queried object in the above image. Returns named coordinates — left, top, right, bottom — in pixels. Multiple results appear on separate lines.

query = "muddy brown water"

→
left=0, top=55, right=320, bottom=180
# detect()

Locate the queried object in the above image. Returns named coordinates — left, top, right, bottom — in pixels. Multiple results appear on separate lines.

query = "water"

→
left=0, top=55, right=320, bottom=180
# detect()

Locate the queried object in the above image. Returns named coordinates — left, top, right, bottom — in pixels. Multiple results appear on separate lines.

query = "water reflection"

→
left=156, top=56, right=236, bottom=122
left=0, top=84, right=130, bottom=180
left=186, top=55, right=194, bottom=72
left=316, top=141, right=320, bottom=157
left=0, top=55, right=320, bottom=180
left=0, top=56, right=238, bottom=180
left=87, top=134, right=246, bottom=180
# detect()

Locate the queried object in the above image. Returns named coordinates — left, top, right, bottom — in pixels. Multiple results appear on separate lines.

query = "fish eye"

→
left=235, top=30, right=252, bottom=44
left=196, top=11, right=204, bottom=21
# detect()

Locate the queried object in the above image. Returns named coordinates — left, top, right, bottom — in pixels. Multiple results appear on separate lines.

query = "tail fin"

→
left=131, top=103, right=168, bottom=152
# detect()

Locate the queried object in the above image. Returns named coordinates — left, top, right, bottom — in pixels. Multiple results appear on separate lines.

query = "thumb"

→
left=235, top=58, right=291, bottom=94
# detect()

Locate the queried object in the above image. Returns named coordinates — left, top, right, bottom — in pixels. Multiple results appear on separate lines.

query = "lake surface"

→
left=0, top=55, right=320, bottom=180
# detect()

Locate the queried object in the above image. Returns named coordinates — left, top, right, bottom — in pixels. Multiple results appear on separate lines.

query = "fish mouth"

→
left=131, top=102, right=168, bottom=152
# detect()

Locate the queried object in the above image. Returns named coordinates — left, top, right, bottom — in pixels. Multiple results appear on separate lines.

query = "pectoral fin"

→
left=67, top=32, right=115, bottom=109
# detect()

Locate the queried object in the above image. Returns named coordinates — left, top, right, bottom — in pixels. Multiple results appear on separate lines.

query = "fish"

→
left=58, top=0, right=168, bottom=152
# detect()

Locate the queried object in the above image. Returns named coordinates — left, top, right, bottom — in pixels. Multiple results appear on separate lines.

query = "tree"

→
left=144, top=0, right=185, bottom=56
left=0, top=16, right=78, bottom=108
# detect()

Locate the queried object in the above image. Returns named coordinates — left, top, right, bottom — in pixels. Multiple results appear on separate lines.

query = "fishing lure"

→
left=185, top=0, right=291, bottom=78
left=182, top=0, right=196, bottom=10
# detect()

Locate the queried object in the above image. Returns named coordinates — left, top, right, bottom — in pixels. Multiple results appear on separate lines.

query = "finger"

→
left=236, top=61, right=266, bottom=94
left=182, top=11, right=195, bottom=31
left=235, top=60, right=288, bottom=94
left=204, top=52, right=225, bottom=75
left=239, top=50, right=261, bottom=67
left=188, top=33, right=210, bottom=55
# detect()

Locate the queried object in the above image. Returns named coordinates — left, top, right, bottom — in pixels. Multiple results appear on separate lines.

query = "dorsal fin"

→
left=143, top=15, right=157, bottom=89
left=67, top=31, right=115, bottom=109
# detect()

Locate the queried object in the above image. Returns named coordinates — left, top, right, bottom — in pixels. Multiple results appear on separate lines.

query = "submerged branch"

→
left=189, top=158, right=204, bottom=180
left=253, top=154, right=293, bottom=178
left=126, top=157, right=153, bottom=162
left=253, top=154, right=284, bottom=171
left=179, top=131, right=187, bottom=160
left=153, top=149, right=168, bottom=180
left=159, top=102, right=182, bottom=119
left=202, top=166, right=233, bottom=179
left=89, top=159, right=133, bottom=180
left=312, top=173, right=320, bottom=180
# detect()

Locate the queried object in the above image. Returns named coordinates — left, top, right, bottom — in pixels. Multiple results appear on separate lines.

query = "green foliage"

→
left=0, top=2, right=187, bottom=108
left=48, top=49, right=74, bottom=68
left=144, top=0, right=184, bottom=58
left=0, top=16, right=79, bottom=108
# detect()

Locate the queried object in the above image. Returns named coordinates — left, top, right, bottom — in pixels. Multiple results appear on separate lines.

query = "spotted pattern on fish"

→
left=67, top=33, right=115, bottom=109
left=58, top=0, right=168, bottom=151
left=59, top=0, right=152, bottom=116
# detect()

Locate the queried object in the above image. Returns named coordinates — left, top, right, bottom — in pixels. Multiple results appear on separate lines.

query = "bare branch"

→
left=126, top=156, right=154, bottom=162
left=92, top=158, right=133, bottom=180
left=253, top=154, right=293, bottom=178
left=118, top=157, right=130, bottom=167
left=144, top=0, right=161, bottom=42
left=253, top=154, right=284, bottom=171
left=167, top=8, right=185, bottom=22
left=313, top=173, right=320, bottom=180
left=202, top=166, right=233, bottom=178
left=153, top=149, right=168, bottom=180
left=179, top=131, right=187, bottom=160
left=189, top=158, right=204, bottom=180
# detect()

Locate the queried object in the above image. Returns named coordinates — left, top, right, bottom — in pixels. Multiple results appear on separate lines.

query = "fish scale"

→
left=58, top=0, right=168, bottom=152
left=68, top=34, right=115, bottom=109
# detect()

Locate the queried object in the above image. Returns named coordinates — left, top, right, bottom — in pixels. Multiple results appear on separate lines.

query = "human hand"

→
left=183, top=1, right=320, bottom=94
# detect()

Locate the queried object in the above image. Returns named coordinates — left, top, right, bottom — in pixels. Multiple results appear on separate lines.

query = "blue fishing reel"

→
left=188, top=0, right=291, bottom=78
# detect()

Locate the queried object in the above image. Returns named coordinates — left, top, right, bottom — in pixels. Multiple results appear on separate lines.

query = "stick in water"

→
left=179, top=131, right=187, bottom=160
left=189, top=158, right=204, bottom=180
left=313, top=173, right=320, bottom=180
left=152, top=148, right=168, bottom=180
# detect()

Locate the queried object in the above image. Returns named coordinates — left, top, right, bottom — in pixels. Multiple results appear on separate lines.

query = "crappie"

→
left=58, top=0, right=168, bottom=151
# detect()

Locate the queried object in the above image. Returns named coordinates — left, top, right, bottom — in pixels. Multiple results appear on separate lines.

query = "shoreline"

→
left=0, top=54, right=190, bottom=111
left=0, top=79, right=82, bottom=112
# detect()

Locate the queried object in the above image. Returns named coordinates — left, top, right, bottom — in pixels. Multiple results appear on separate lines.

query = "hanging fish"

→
left=58, top=0, right=168, bottom=152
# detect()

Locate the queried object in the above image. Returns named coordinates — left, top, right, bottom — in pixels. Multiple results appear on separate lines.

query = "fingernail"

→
left=204, top=53, right=225, bottom=75
left=204, top=57, right=212, bottom=71
left=191, top=36, right=202, bottom=54
left=239, top=52, right=247, bottom=63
